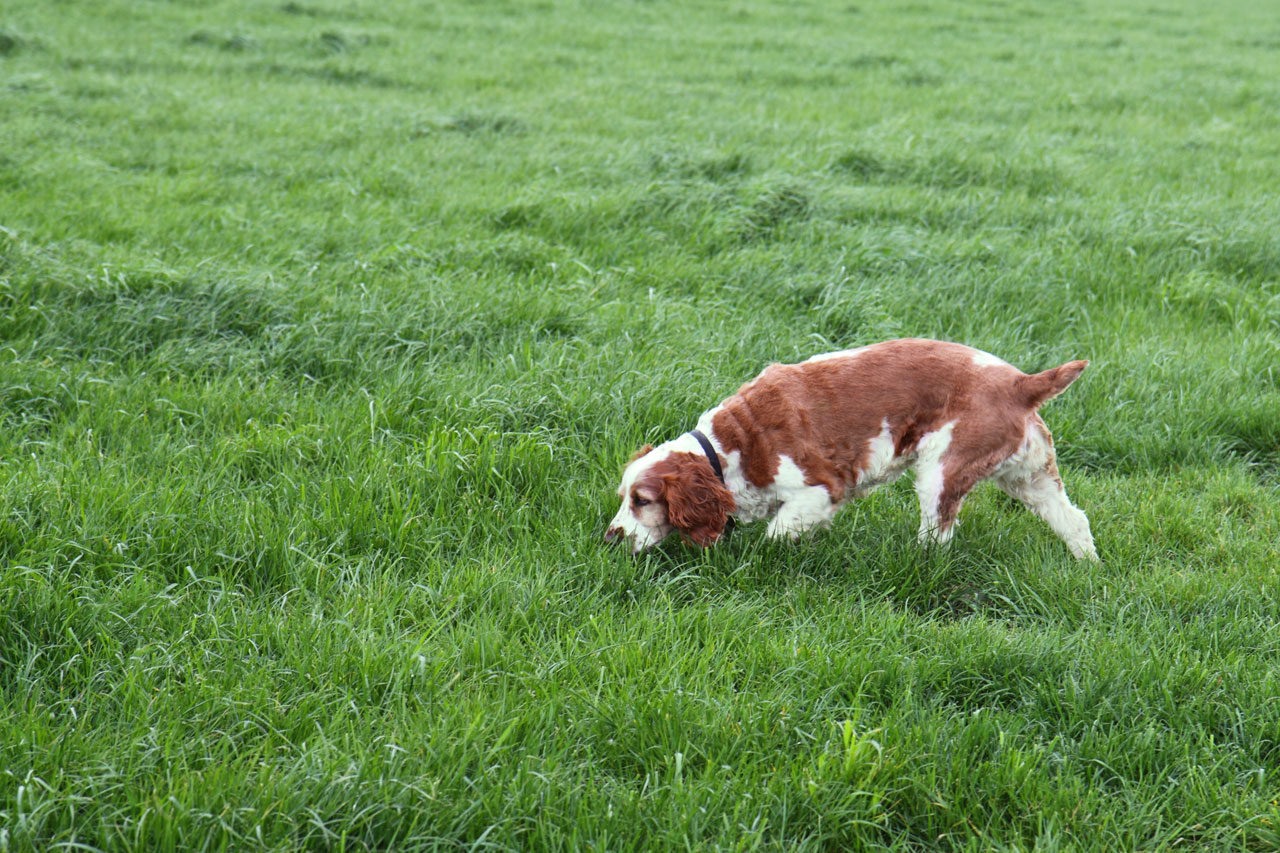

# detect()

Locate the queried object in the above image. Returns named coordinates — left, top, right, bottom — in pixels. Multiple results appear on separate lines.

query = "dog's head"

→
left=606, top=444, right=735, bottom=553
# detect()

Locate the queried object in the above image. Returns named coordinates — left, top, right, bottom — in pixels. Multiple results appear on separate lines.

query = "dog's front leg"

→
left=765, top=486, right=837, bottom=539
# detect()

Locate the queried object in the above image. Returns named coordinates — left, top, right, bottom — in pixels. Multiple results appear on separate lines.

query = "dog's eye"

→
left=633, top=497, right=650, bottom=507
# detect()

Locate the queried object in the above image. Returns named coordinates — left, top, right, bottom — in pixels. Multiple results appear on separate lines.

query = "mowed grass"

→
left=2, top=0, right=1279, bottom=848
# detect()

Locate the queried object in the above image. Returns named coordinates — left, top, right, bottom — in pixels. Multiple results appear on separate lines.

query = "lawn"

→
left=2, top=0, right=1279, bottom=849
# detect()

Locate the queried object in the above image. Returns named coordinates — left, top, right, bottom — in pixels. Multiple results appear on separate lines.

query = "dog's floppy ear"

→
left=659, top=454, right=735, bottom=547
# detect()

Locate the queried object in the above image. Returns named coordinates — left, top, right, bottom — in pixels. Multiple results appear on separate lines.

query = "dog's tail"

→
left=1015, top=360, right=1089, bottom=409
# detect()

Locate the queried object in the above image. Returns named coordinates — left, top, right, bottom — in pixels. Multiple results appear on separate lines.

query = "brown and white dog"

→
left=606, top=338, right=1097, bottom=560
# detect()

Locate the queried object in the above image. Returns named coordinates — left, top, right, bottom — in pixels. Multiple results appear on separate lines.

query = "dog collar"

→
left=688, top=429, right=725, bottom=484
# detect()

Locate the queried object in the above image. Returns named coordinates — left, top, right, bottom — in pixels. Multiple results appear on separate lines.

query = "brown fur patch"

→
left=645, top=452, right=735, bottom=546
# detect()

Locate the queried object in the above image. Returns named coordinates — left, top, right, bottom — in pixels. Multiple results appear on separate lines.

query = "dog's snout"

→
left=604, top=526, right=623, bottom=543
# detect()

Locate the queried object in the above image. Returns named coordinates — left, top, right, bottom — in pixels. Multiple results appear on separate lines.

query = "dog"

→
left=606, top=338, right=1097, bottom=560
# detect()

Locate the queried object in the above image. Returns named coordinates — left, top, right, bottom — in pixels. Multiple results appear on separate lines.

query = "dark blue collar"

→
left=688, top=430, right=724, bottom=483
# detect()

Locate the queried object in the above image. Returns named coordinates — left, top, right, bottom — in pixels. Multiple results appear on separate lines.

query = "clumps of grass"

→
left=898, top=69, right=943, bottom=87
left=467, top=232, right=565, bottom=276
left=1081, top=216, right=1280, bottom=290
left=1233, top=35, right=1280, bottom=50
left=918, top=152, right=1062, bottom=193
left=844, top=52, right=900, bottom=68
left=648, top=149, right=752, bottom=183
left=489, top=202, right=543, bottom=231
left=787, top=276, right=897, bottom=343
left=0, top=155, right=20, bottom=192
left=0, top=363, right=84, bottom=436
left=280, top=1, right=321, bottom=15
left=308, top=64, right=400, bottom=88
left=3, top=74, right=51, bottom=93
left=413, top=111, right=527, bottom=136
left=1161, top=270, right=1279, bottom=330
left=480, top=201, right=605, bottom=265
left=246, top=60, right=411, bottom=89
left=616, top=176, right=815, bottom=252
left=623, top=182, right=732, bottom=227
left=830, top=147, right=1064, bottom=195
left=0, top=255, right=294, bottom=365
left=831, top=149, right=892, bottom=180
left=1203, top=236, right=1280, bottom=283
left=735, top=180, right=813, bottom=242
left=314, top=30, right=382, bottom=54
left=186, top=30, right=259, bottom=52
left=1211, top=405, right=1280, bottom=474
left=0, top=233, right=588, bottom=382
left=318, top=30, right=348, bottom=53
left=0, top=27, right=32, bottom=56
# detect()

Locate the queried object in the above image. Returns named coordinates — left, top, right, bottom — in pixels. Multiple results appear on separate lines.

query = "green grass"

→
left=2, top=0, right=1279, bottom=849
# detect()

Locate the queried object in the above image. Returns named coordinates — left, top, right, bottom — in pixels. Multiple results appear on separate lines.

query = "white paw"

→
left=765, top=519, right=804, bottom=540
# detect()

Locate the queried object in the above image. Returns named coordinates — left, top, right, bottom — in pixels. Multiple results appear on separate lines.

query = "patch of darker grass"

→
left=0, top=266, right=294, bottom=365
left=0, top=365, right=87, bottom=437
left=898, top=69, right=943, bottom=87
left=314, top=31, right=383, bottom=54
left=810, top=287, right=894, bottom=343
left=1085, top=224, right=1280, bottom=289
left=914, top=152, right=1061, bottom=194
left=251, top=61, right=414, bottom=90
left=0, top=28, right=32, bottom=56
left=623, top=183, right=733, bottom=225
left=844, top=53, right=900, bottom=68
left=771, top=69, right=845, bottom=87
left=648, top=150, right=752, bottom=183
left=463, top=232, right=562, bottom=276
left=735, top=181, right=813, bottom=243
left=304, top=64, right=400, bottom=88
left=186, top=31, right=258, bottom=52
left=1205, top=238, right=1280, bottom=283
left=318, top=31, right=348, bottom=53
left=830, top=148, right=1064, bottom=195
left=489, top=203, right=543, bottom=231
left=0, top=155, right=23, bottom=191
left=831, top=149, right=893, bottom=180
left=1209, top=407, right=1280, bottom=472
left=1233, top=35, right=1280, bottom=49
left=606, top=178, right=815, bottom=253
left=1160, top=271, right=1279, bottom=330
left=280, top=1, right=321, bottom=15
left=424, top=111, right=528, bottom=135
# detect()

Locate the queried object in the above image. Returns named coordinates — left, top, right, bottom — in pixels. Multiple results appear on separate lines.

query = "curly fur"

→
left=652, top=453, right=735, bottom=546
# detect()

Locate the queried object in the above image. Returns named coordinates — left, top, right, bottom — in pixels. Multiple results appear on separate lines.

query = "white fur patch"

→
left=971, top=348, right=1011, bottom=368
left=913, top=421, right=956, bottom=542
left=697, top=406, right=772, bottom=523
left=765, top=455, right=837, bottom=538
left=805, top=346, right=868, bottom=364
left=719, top=449, right=772, bottom=522
left=854, top=418, right=908, bottom=496
left=693, top=405, right=724, bottom=449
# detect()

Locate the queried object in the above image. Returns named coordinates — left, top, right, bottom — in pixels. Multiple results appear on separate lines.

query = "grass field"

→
left=3, top=0, right=1280, bottom=848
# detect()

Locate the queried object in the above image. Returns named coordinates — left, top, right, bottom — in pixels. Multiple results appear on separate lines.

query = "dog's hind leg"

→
left=994, top=416, right=1098, bottom=561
